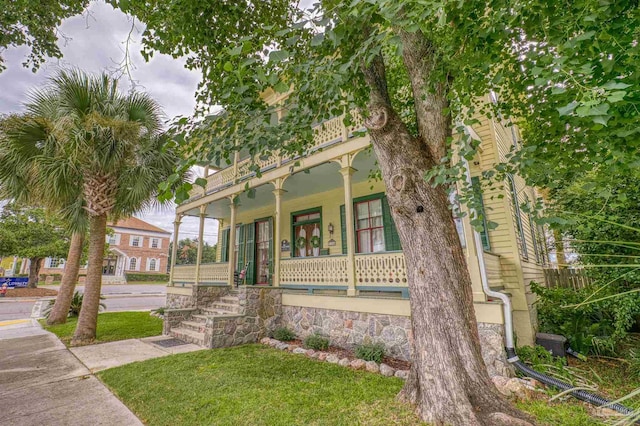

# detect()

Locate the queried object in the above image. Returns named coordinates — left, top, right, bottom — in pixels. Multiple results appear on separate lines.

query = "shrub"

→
left=355, top=342, right=386, bottom=363
left=44, top=291, right=106, bottom=318
left=303, top=334, right=329, bottom=351
left=152, top=307, right=166, bottom=315
left=272, top=327, right=296, bottom=341
left=532, top=281, right=640, bottom=355
left=125, top=273, right=169, bottom=282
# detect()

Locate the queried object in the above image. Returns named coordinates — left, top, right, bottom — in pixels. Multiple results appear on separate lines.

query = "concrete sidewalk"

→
left=70, top=335, right=203, bottom=372
left=0, top=320, right=141, bottom=426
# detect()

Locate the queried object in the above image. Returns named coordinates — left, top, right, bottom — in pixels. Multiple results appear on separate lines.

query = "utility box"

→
left=536, top=332, right=568, bottom=358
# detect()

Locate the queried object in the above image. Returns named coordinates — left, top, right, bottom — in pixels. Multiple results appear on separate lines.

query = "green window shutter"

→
left=528, top=212, right=541, bottom=264
left=220, top=228, right=230, bottom=262
left=268, top=217, right=274, bottom=284
left=471, top=177, right=491, bottom=251
left=382, top=195, right=402, bottom=251
left=244, top=223, right=256, bottom=285
left=340, top=204, right=347, bottom=254
left=236, top=225, right=245, bottom=271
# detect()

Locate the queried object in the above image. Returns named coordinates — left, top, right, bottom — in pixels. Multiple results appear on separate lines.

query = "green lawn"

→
left=98, top=344, right=609, bottom=426
left=41, top=311, right=163, bottom=346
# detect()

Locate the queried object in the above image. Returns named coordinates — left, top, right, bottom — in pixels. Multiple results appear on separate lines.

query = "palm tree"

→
left=0, top=114, right=87, bottom=324
left=1, top=70, right=183, bottom=343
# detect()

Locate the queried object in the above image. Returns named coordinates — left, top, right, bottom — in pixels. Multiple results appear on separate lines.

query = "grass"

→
left=41, top=311, right=162, bottom=346
left=97, top=344, right=614, bottom=426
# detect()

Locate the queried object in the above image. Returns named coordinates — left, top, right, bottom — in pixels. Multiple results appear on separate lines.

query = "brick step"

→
left=181, top=321, right=207, bottom=332
left=170, top=327, right=204, bottom=346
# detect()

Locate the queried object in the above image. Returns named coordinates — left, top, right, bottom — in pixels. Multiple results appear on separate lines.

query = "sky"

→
left=0, top=2, right=218, bottom=244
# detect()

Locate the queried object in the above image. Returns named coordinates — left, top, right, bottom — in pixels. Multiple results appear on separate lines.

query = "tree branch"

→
left=399, top=30, right=451, bottom=162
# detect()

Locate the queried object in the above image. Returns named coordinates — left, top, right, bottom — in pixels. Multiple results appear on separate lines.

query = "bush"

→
left=44, top=291, right=106, bottom=318
left=272, top=327, right=296, bottom=341
left=125, top=273, right=169, bottom=282
left=355, top=342, right=385, bottom=363
left=303, top=334, right=329, bottom=351
left=532, top=281, right=640, bottom=355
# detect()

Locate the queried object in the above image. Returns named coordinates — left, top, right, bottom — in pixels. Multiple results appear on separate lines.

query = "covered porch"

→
left=169, top=147, right=414, bottom=299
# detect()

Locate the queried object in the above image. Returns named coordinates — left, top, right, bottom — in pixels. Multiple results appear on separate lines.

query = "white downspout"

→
left=461, top=157, right=516, bottom=351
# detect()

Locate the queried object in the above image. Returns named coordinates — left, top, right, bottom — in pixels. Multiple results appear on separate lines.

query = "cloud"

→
left=0, top=2, right=210, bottom=242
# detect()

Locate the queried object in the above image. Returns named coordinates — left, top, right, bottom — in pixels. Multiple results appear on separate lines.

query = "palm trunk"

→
left=47, top=232, right=84, bottom=325
left=71, top=215, right=106, bottom=345
left=27, top=257, right=43, bottom=288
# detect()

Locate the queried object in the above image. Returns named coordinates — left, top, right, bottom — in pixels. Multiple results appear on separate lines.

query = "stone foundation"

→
left=281, top=305, right=511, bottom=377
left=163, top=308, right=197, bottom=334
left=196, top=285, right=230, bottom=307
left=203, top=287, right=283, bottom=348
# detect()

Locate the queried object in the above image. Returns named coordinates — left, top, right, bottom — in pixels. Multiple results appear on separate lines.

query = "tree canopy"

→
left=0, top=203, right=69, bottom=260
left=0, top=1, right=88, bottom=72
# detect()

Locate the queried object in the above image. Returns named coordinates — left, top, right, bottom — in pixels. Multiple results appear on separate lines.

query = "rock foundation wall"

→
left=282, top=305, right=512, bottom=377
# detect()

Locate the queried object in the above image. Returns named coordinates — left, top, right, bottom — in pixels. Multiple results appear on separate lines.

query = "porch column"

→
left=272, top=178, right=286, bottom=287
left=168, top=213, right=183, bottom=286
left=194, top=204, right=207, bottom=286
left=340, top=166, right=357, bottom=296
left=227, top=196, right=238, bottom=285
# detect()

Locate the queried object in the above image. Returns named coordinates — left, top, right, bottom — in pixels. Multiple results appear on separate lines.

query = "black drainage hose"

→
left=506, top=348, right=637, bottom=420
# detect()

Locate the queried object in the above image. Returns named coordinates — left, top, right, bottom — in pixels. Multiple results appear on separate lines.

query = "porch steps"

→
left=209, top=301, right=242, bottom=313
left=169, top=327, right=205, bottom=346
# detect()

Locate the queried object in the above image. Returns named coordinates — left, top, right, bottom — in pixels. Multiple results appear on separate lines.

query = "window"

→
left=131, top=236, right=141, bottom=247
left=129, top=257, right=137, bottom=270
left=151, top=238, right=159, bottom=249
left=340, top=194, right=401, bottom=254
left=508, top=174, right=528, bottom=259
left=355, top=199, right=385, bottom=253
left=149, top=259, right=157, bottom=271
left=107, top=234, right=117, bottom=245
left=449, top=191, right=467, bottom=248
left=49, top=258, right=61, bottom=268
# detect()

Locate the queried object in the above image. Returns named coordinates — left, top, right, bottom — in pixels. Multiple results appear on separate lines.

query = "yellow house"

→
left=165, top=94, right=549, bottom=376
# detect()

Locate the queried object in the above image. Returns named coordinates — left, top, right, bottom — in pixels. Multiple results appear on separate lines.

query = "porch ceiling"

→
left=183, top=148, right=380, bottom=219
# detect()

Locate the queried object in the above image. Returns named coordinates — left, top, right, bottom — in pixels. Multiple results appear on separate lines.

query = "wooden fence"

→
left=543, top=268, right=593, bottom=290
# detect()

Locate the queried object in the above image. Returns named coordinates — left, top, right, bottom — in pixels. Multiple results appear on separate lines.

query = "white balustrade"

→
left=172, top=264, right=197, bottom=283
left=354, top=252, right=408, bottom=287
left=199, top=262, right=229, bottom=283
left=280, top=256, right=348, bottom=286
left=196, top=110, right=368, bottom=196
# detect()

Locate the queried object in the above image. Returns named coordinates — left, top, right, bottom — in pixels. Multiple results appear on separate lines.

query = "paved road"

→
left=0, top=285, right=167, bottom=320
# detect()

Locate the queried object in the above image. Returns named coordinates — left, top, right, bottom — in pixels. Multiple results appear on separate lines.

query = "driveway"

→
left=0, top=321, right=142, bottom=426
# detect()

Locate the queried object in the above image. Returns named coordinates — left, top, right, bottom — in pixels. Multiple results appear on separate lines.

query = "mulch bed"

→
left=3, top=288, right=58, bottom=298
left=286, top=339, right=411, bottom=370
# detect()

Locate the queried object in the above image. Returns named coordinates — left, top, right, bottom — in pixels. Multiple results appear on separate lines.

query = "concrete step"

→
left=219, top=296, right=239, bottom=303
left=170, top=327, right=205, bottom=346
left=211, top=302, right=241, bottom=312
left=181, top=321, right=207, bottom=332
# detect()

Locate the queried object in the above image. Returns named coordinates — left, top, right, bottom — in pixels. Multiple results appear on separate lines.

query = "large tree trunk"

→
left=71, top=215, right=106, bottom=345
left=359, top=30, right=532, bottom=425
left=47, top=232, right=84, bottom=325
left=27, top=257, right=42, bottom=288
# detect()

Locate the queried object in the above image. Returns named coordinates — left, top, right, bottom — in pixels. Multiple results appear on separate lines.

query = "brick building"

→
left=40, top=217, right=171, bottom=283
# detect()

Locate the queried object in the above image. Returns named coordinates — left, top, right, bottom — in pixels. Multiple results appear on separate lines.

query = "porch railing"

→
left=280, top=255, right=349, bottom=287
left=172, top=263, right=229, bottom=284
left=193, top=111, right=366, bottom=198
left=354, top=252, right=407, bottom=288
left=199, top=262, right=229, bottom=283
left=172, top=264, right=196, bottom=283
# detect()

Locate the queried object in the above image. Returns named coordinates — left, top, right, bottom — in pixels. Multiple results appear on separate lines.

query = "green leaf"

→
left=223, top=62, right=234, bottom=72
left=557, top=102, right=578, bottom=116
left=269, top=50, right=290, bottom=63
left=194, top=177, right=208, bottom=188
left=274, top=81, right=289, bottom=93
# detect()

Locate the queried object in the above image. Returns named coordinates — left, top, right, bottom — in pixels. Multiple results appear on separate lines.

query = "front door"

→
left=255, top=220, right=271, bottom=285
left=102, top=256, right=117, bottom=275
